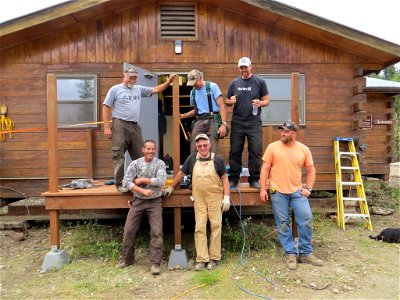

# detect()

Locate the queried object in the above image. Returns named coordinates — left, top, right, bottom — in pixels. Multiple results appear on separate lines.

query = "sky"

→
left=0, top=0, right=399, bottom=45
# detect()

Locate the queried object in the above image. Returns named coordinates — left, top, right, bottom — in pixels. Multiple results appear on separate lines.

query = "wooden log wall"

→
left=0, top=1, right=393, bottom=198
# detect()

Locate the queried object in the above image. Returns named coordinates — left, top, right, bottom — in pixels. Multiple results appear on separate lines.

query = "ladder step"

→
left=341, top=166, right=358, bottom=170
left=339, top=152, right=357, bottom=156
left=344, top=213, right=369, bottom=218
left=342, top=182, right=362, bottom=186
left=343, top=197, right=366, bottom=201
left=334, top=137, right=353, bottom=142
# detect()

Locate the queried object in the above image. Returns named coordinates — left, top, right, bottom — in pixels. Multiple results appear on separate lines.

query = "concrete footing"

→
left=167, top=244, right=188, bottom=270
left=41, top=247, right=69, bottom=272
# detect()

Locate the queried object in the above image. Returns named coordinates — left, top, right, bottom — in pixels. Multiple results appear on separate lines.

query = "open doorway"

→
left=158, top=74, right=193, bottom=165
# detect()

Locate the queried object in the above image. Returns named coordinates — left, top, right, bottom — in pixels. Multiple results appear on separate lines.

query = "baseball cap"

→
left=279, top=121, right=298, bottom=131
left=124, top=64, right=138, bottom=76
left=195, top=133, right=210, bottom=142
left=238, top=57, right=251, bottom=67
left=186, top=69, right=202, bottom=86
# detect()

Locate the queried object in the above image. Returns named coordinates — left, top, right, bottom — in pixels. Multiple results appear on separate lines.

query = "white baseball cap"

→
left=238, top=57, right=251, bottom=67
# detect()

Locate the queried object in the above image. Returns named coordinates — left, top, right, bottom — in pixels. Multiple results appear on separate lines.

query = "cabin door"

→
left=124, top=64, right=159, bottom=170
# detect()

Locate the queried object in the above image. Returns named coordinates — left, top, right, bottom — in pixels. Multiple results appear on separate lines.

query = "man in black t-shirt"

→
left=225, top=57, right=270, bottom=189
left=162, top=134, right=230, bottom=271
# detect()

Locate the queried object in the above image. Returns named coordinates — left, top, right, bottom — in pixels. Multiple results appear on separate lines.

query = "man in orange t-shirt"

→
left=259, top=121, right=323, bottom=270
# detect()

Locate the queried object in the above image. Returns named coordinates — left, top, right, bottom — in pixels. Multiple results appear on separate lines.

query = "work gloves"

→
left=162, top=186, right=174, bottom=197
left=221, top=195, right=231, bottom=212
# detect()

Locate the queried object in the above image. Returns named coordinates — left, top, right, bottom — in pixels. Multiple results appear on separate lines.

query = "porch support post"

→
left=41, top=74, right=68, bottom=272
left=291, top=72, right=300, bottom=238
left=172, top=75, right=182, bottom=245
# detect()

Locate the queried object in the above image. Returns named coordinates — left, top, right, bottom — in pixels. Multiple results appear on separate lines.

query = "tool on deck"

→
left=60, top=178, right=94, bottom=189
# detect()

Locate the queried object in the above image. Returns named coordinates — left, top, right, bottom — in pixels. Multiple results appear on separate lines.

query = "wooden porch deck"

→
left=41, top=181, right=267, bottom=248
left=41, top=181, right=337, bottom=249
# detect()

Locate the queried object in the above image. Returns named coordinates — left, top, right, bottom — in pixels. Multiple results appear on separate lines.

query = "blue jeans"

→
left=270, top=190, right=313, bottom=256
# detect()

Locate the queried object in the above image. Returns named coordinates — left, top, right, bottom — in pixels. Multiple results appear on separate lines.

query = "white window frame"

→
left=56, top=74, right=98, bottom=128
left=259, top=74, right=306, bottom=126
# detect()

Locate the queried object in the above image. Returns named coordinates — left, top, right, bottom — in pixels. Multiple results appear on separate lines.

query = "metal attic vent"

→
left=160, top=4, right=196, bottom=38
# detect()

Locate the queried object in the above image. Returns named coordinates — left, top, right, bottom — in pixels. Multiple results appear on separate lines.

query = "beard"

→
left=127, top=82, right=133, bottom=89
left=281, top=135, right=293, bottom=144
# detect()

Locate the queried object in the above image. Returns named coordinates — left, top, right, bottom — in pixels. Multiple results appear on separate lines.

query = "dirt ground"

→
left=0, top=211, right=399, bottom=300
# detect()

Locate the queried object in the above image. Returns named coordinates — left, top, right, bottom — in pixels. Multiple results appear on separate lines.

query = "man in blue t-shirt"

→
left=180, top=69, right=228, bottom=153
left=225, top=57, right=270, bottom=189
left=103, top=64, right=176, bottom=192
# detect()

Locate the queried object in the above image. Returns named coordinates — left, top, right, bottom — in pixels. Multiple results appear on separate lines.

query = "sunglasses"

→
left=281, top=122, right=297, bottom=131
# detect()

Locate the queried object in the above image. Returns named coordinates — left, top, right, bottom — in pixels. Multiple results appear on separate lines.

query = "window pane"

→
left=261, top=100, right=291, bottom=124
left=58, top=103, right=95, bottom=124
left=259, top=74, right=305, bottom=126
left=58, top=78, right=95, bottom=101
left=57, top=75, right=97, bottom=128
left=265, top=78, right=291, bottom=98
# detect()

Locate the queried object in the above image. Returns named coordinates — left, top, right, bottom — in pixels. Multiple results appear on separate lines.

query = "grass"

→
left=34, top=183, right=397, bottom=299
left=222, top=215, right=278, bottom=254
left=62, top=220, right=123, bottom=262
left=191, top=268, right=223, bottom=286
left=364, top=179, right=400, bottom=209
left=2, top=207, right=398, bottom=299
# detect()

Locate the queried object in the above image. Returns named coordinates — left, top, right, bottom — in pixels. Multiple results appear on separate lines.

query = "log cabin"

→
left=1, top=0, right=399, bottom=201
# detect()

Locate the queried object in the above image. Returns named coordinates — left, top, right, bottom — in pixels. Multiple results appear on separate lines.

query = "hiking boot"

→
left=150, top=265, right=161, bottom=275
left=207, top=260, right=218, bottom=270
left=117, top=185, right=129, bottom=193
left=286, top=254, right=297, bottom=270
left=298, top=253, right=323, bottom=266
left=194, top=262, right=206, bottom=271
left=249, top=181, right=260, bottom=189
left=115, top=261, right=132, bottom=269
left=229, top=180, right=238, bottom=188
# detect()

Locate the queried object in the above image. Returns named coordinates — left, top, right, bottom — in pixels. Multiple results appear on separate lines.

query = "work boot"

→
left=207, top=260, right=218, bottom=270
left=249, top=181, right=260, bottom=189
left=286, top=254, right=297, bottom=270
left=115, top=261, right=133, bottom=269
left=298, top=253, right=323, bottom=266
left=150, top=265, right=161, bottom=275
left=117, top=185, right=129, bottom=193
left=194, top=262, right=206, bottom=271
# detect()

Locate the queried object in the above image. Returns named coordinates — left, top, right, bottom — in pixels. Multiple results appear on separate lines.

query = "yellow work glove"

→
left=221, top=195, right=230, bottom=212
left=162, top=186, right=174, bottom=197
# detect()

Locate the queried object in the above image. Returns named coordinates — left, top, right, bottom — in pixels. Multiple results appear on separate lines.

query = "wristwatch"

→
left=222, top=121, right=227, bottom=126
left=305, top=187, right=312, bottom=192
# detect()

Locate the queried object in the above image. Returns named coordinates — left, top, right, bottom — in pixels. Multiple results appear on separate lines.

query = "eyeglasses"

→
left=196, top=144, right=209, bottom=149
